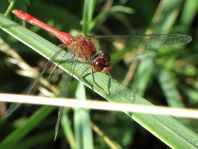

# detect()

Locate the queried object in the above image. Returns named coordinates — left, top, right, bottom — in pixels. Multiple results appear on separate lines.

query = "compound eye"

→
left=95, top=58, right=105, bottom=67
left=92, top=58, right=104, bottom=72
left=92, top=53, right=111, bottom=72
left=102, top=53, right=111, bottom=62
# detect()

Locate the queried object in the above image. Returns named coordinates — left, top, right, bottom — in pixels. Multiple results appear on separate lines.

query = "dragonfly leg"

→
left=91, top=68, right=96, bottom=90
left=48, top=49, right=70, bottom=80
left=107, top=72, right=112, bottom=95
left=78, top=66, right=94, bottom=90
left=80, top=68, right=104, bottom=92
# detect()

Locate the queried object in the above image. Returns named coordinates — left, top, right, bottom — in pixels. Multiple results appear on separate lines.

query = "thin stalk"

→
left=4, top=0, right=16, bottom=17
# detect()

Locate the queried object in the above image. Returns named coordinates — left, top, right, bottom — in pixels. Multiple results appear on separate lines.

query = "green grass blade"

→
left=15, top=130, right=54, bottom=149
left=180, top=0, right=198, bottom=27
left=74, top=82, right=94, bottom=149
left=75, top=1, right=94, bottom=148
left=154, top=63, right=184, bottom=107
left=61, top=110, right=76, bottom=149
left=82, top=0, right=95, bottom=34
left=131, top=0, right=187, bottom=105
left=1, top=15, right=198, bottom=148
left=0, top=106, right=55, bottom=148
left=131, top=59, right=154, bottom=96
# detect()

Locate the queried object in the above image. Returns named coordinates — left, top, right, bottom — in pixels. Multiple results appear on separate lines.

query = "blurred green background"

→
left=0, top=0, right=198, bottom=148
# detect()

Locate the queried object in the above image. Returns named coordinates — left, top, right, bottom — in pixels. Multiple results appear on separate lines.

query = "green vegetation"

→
left=0, top=0, right=198, bottom=148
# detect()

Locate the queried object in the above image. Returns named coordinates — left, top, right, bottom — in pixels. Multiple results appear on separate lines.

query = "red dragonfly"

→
left=6, top=9, right=192, bottom=140
left=12, top=9, right=111, bottom=72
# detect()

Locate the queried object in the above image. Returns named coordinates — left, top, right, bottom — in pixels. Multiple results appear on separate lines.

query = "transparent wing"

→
left=4, top=103, right=21, bottom=118
left=4, top=45, right=66, bottom=118
left=54, top=73, right=72, bottom=141
left=90, top=34, right=192, bottom=63
left=93, top=34, right=191, bottom=49
left=54, top=107, right=64, bottom=141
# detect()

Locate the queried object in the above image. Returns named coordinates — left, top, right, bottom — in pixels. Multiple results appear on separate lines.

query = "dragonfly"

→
left=6, top=9, right=192, bottom=140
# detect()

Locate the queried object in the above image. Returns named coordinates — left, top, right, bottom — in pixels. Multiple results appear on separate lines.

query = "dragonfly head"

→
left=92, top=53, right=111, bottom=73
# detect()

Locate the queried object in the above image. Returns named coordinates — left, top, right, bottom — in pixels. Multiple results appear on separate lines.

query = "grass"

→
left=0, top=0, right=198, bottom=148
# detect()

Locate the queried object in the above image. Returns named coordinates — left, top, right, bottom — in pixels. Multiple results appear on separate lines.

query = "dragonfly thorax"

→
left=68, top=36, right=97, bottom=61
